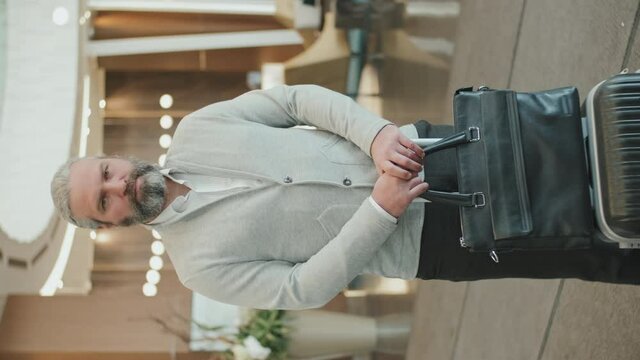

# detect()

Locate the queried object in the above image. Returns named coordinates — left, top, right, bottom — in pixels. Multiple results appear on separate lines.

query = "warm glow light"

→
left=159, top=134, right=172, bottom=149
left=160, top=115, right=174, bottom=129
left=151, top=229, right=162, bottom=240
left=40, top=224, right=76, bottom=296
left=89, top=230, right=97, bottom=240
left=149, top=256, right=164, bottom=270
left=79, top=75, right=91, bottom=157
left=52, top=7, right=69, bottom=26
left=151, top=240, right=165, bottom=256
left=57, top=280, right=64, bottom=289
left=377, top=278, right=410, bottom=294
left=95, top=232, right=110, bottom=244
left=159, top=94, right=174, bottom=109
left=142, top=283, right=158, bottom=297
left=158, top=154, right=167, bottom=167
left=84, top=10, right=92, bottom=19
left=146, top=269, right=161, bottom=285
left=99, top=99, right=106, bottom=109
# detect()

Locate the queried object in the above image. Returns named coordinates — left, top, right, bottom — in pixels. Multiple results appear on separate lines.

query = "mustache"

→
left=126, top=162, right=158, bottom=202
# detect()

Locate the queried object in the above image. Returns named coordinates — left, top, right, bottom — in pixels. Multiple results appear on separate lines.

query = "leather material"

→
left=446, top=86, right=593, bottom=252
left=419, top=129, right=483, bottom=206
left=593, top=73, right=640, bottom=238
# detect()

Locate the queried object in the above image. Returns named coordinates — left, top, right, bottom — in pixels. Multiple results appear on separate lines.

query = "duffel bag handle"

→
left=414, top=127, right=483, bottom=206
left=422, top=126, right=480, bottom=154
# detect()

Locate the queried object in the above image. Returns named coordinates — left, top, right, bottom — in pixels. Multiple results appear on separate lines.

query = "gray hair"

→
left=50, top=157, right=101, bottom=229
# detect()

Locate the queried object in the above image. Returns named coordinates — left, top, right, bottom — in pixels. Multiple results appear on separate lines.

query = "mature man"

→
left=51, top=85, right=638, bottom=310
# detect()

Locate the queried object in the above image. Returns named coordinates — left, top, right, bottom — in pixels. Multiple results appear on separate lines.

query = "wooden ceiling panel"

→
left=98, top=45, right=304, bottom=72
left=92, top=11, right=285, bottom=40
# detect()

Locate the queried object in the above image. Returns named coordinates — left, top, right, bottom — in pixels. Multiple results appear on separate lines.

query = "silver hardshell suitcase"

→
left=585, top=71, right=640, bottom=248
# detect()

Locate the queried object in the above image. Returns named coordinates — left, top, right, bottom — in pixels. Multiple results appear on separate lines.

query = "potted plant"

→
left=155, top=308, right=410, bottom=359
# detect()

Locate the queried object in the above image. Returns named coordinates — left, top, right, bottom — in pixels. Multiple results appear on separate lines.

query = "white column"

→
left=87, top=29, right=303, bottom=57
left=87, top=0, right=276, bottom=15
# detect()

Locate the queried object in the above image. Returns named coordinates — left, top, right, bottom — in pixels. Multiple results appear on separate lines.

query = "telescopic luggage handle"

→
left=413, top=127, right=484, bottom=207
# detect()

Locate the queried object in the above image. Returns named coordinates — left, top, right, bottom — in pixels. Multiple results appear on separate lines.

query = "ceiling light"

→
left=52, top=7, right=69, bottom=26
left=99, top=99, right=106, bottom=109
left=89, top=230, right=97, bottom=240
left=146, top=269, right=161, bottom=285
left=160, top=115, right=174, bottom=129
left=142, top=283, right=157, bottom=297
left=95, top=232, right=110, bottom=244
left=149, top=256, right=164, bottom=270
left=159, top=94, right=173, bottom=109
left=159, top=134, right=172, bottom=149
left=151, top=240, right=165, bottom=256
left=158, top=154, right=167, bottom=167
left=151, top=229, right=162, bottom=239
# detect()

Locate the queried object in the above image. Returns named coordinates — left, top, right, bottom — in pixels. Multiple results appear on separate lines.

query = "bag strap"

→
left=418, top=127, right=484, bottom=207
left=422, top=127, right=480, bottom=155
left=420, top=190, right=486, bottom=207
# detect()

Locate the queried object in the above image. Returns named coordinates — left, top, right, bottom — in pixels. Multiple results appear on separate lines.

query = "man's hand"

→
left=372, top=173, right=429, bottom=218
left=370, top=125, right=425, bottom=179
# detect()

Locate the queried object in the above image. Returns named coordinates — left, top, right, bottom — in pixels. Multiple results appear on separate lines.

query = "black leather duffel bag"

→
left=420, top=86, right=594, bottom=261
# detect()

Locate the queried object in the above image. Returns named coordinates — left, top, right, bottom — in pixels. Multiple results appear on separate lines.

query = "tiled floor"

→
left=370, top=1, right=640, bottom=359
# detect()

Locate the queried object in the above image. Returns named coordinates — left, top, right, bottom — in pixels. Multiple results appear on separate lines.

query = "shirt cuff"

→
left=368, top=196, right=398, bottom=224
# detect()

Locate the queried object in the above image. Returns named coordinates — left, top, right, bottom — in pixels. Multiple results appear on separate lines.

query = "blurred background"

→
left=3, top=1, right=640, bottom=360
left=0, top=0, right=456, bottom=359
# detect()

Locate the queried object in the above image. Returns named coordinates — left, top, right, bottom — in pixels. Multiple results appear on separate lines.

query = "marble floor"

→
left=360, top=1, right=640, bottom=359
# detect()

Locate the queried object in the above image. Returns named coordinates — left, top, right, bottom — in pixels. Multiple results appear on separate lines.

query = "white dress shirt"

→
left=148, top=168, right=398, bottom=226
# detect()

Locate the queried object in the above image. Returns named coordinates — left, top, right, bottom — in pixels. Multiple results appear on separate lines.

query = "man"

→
left=51, top=85, right=638, bottom=310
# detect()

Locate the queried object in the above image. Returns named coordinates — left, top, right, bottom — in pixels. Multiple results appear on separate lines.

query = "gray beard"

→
left=121, top=158, right=166, bottom=226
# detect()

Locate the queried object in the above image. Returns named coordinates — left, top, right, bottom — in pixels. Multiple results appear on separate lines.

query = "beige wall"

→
left=0, top=271, right=191, bottom=353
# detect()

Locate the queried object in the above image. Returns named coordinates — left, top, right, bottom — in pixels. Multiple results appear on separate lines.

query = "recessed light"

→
left=52, top=7, right=69, bottom=26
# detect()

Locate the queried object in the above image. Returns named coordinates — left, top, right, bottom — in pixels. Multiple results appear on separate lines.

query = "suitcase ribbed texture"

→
left=594, top=73, right=640, bottom=237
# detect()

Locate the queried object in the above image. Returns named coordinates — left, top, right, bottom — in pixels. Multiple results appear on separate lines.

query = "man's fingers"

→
left=399, top=136, right=425, bottom=158
left=396, top=145, right=422, bottom=164
left=408, top=181, right=430, bottom=198
left=391, top=152, right=423, bottom=173
left=383, top=161, right=413, bottom=179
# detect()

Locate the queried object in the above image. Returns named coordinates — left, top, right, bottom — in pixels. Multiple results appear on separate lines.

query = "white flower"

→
left=243, top=336, right=272, bottom=360
left=231, top=344, right=252, bottom=360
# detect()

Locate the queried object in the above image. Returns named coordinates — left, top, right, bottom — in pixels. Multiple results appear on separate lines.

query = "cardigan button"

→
left=343, top=177, right=352, bottom=186
left=283, top=176, right=293, bottom=183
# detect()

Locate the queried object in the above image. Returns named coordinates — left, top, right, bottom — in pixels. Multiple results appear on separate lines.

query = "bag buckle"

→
left=490, top=251, right=499, bottom=263
left=459, top=237, right=469, bottom=248
left=472, top=192, right=486, bottom=208
left=467, top=126, right=481, bottom=142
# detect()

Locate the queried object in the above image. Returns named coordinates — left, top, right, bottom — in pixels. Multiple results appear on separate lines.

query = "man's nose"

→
left=104, top=178, right=127, bottom=197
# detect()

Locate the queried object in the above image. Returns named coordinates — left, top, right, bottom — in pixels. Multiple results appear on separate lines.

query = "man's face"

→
left=68, top=157, right=166, bottom=228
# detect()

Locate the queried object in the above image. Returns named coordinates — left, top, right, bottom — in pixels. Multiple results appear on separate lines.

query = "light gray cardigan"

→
left=156, top=85, right=425, bottom=309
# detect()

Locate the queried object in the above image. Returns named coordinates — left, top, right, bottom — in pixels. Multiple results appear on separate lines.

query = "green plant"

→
left=189, top=309, right=290, bottom=360
left=236, top=310, right=290, bottom=360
